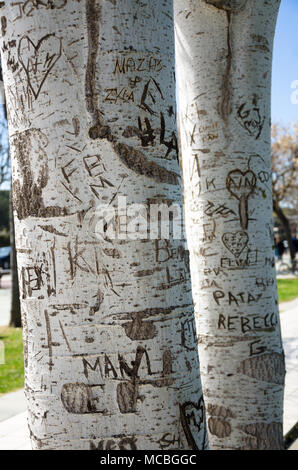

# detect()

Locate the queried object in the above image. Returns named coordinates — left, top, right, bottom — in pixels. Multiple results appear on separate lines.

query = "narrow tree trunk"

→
left=175, top=0, right=285, bottom=449
left=0, top=0, right=207, bottom=450
left=9, top=179, right=21, bottom=328
left=273, top=200, right=296, bottom=272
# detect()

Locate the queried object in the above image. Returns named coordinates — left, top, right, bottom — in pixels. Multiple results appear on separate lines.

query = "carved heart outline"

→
left=179, top=396, right=206, bottom=450
left=18, top=34, right=62, bottom=99
left=226, top=169, right=256, bottom=200
left=222, top=231, right=249, bottom=258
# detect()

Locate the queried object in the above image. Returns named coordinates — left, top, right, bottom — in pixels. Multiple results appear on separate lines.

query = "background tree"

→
left=0, top=0, right=207, bottom=450
left=175, top=0, right=285, bottom=449
left=271, top=123, right=298, bottom=271
left=0, top=64, right=21, bottom=327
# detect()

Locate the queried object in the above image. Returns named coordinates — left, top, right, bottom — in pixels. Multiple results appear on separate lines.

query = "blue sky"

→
left=272, top=0, right=298, bottom=124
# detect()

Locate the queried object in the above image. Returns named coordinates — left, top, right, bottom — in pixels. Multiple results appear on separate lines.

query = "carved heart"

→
left=222, top=231, right=248, bottom=258
left=18, top=34, right=62, bottom=99
left=226, top=170, right=256, bottom=200
left=179, top=396, right=206, bottom=450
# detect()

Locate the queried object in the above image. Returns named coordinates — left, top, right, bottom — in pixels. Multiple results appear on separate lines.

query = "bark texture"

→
left=174, top=0, right=285, bottom=450
left=0, top=0, right=207, bottom=450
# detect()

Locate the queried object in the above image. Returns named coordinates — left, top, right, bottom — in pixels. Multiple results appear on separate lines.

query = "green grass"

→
left=277, top=278, right=298, bottom=303
left=0, top=327, right=24, bottom=395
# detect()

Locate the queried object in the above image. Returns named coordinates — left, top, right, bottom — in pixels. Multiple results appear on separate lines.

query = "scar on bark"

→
left=238, top=352, right=285, bottom=385
left=219, top=10, right=232, bottom=121
left=207, top=404, right=233, bottom=438
left=85, top=0, right=104, bottom=128
left=61, top=383, right=108, bottom=414
left=120, top=306, right=174, bottom=340
left=11, top=129, right=67, bottom=220
left=114, top=143, right=179, bottom=185
left=122, top=312, right=157, bottom=340
left=85, top=0, right=179, bottom=186
left=238, top=422, right=283, bottom=450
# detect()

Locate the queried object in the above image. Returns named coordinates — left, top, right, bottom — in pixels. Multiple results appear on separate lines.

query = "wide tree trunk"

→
left=0, top=0, right=207, bottom=450
left=175, top=0, right=285, bottom=449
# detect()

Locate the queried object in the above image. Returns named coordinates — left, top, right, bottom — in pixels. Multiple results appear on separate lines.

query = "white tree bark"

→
left=174, top=0, right=285, bottom=449
left=0, top=0, right=207, bottom=450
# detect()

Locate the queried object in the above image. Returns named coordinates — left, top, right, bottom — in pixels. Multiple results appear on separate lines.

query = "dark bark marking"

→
left=114, top=142, right=179, bottom=185
left=116, top=381, right=139, bottom=414
left=162, top=350, right=173, bottom=376
left=39, top=225, right=67, bottom=237
left=85, top=0, right=104, bottom=127
left=219, top=11, right=232, bottom=121
left=89, top=288, right=104, bottom=316
left=204, top=0, right=247, bottom=11
left=44, top=310, right=53, bottom=371
left=1, top=15, right=6, bottom=36
left=11, top=129, right=67, bottom=219
left=122, top=312, right=157, bottom=341
left=59, top=320, right=72, bottom=353
left=61, top=383, right=108, bottom=414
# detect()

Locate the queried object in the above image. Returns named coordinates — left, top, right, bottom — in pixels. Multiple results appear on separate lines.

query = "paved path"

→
left=0, top=292, right=297, bottom=450
left=0, top=412, right=30, bottom=450
left=280, top=298, right=298, bottom=436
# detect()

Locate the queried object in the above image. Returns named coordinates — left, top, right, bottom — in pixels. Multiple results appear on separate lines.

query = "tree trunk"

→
left=273, top=200, right=296, bottom=272
left=0, top=0, right=207, bottom=450
left=175, top=0, right=285, bottom=449
left=9, top=179, right=21, bottom=328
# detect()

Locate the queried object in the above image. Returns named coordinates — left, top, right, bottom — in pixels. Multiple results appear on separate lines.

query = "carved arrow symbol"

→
left=18, top=34, right=62, bottom=99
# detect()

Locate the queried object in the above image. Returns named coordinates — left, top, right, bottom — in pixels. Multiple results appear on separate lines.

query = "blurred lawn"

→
left=0, top=327, right=24, bottom=395
left=0, top=279, right=297, bottom=396
left=277, top=278, right=298, bottom=303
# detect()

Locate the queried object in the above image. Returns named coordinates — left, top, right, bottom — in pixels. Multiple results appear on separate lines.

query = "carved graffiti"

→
left=226, top=170, right=256, bottom=229
left=222, top=231, right=249, bottom=258
left=236, top=95, right=264, bottom=139
left=179, top=396, right=207, bottom=450
left=18, top=33, right=62, bottom=99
